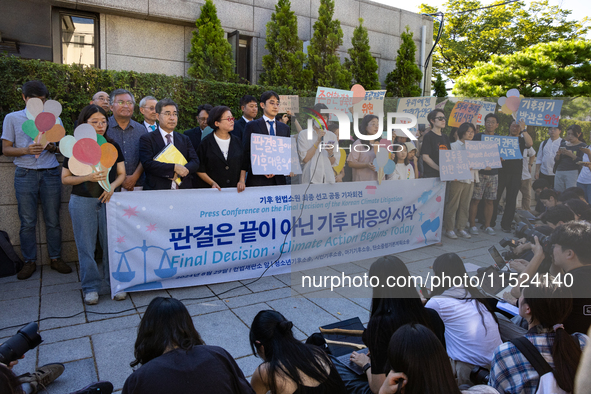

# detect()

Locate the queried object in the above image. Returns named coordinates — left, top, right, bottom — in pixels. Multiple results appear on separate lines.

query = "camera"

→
left=499, top=237, right=518, bottom=249
left=0, top=322, right=43, bottom=365
left=514, top=222, right=552, bottom=254
left=470, top=366, right=490, bottom=385
left=502, top=250, right=519, bottom=261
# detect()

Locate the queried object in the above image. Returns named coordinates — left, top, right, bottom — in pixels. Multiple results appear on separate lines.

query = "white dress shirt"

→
left=535, top=137, right=562, bottom=176
left=144, top=121, right=157, bottom=132
left=262, top=115, right=275, bottom=134
left=159, top=128, right=176, bottom=189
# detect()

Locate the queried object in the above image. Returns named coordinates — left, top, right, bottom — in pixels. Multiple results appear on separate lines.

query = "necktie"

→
left=267, top=120, right=275, bottom=136
left=166, top=133, right=172, bottom=145
left=150, top=125, right=156, bottom=132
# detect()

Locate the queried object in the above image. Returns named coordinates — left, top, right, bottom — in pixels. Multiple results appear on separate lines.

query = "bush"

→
left=0, top=55, right=314, bottom=134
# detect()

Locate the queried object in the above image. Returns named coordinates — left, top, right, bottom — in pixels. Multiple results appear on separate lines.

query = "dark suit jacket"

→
left=139, top=128, right=199, bottom=190
left=231, top=117, right=247, bottom=144
left=242, top=117, right=290, bottom=187
left=184, top=127, right=203, bottom=152
left=196, top=132, right=244, bottom=188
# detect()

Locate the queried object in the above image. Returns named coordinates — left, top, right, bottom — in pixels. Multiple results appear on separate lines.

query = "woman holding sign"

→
left=61, top=105, right=126, bottom=305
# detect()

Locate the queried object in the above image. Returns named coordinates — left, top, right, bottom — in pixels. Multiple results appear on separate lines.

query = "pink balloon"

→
left=72, top=138, right=102, bottom=166
left=350, top=84, right=366, bottom=105
left=35, top=112, right=56, bottom=133
left=506, top=96, right=521, bottom=112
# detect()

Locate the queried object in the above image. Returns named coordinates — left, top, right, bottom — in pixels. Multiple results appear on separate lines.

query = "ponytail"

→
left=551, top=326, right=582, bottom=392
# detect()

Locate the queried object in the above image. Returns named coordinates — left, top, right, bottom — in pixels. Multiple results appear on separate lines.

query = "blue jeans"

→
left=14, top=166, right=62, bottom=262
left=577, top=182, right=591, bottom=204
left=69, top=194, right=109, bottom=294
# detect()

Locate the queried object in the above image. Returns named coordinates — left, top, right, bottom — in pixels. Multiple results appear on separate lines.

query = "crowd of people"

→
left=2, top=80, right=591, bottom=393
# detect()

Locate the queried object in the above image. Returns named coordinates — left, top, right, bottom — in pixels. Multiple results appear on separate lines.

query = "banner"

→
left=517, top=99, right=563, bottom=127
left=440, top=151, right=471, bottom=181
left=482, top=135, right=523, bottom=159
left=278, top=95, right=299, bottom=114
left=250, top=134, right=292, bottom=175
left=315, top=87, right=353, bottom=121
left=463, top=99, right=497, bottom=126
left=107, top=179, right=446, bottom=296
left=448, top=101, right=482, bottom=128
left=465, top=141, right=502, bottom=169
left=352, top=90, right=387, bottom=116
left=397, top=97, right=437, bottom=125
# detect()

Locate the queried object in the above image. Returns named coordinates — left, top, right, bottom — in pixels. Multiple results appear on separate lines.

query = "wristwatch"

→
left=362, top=363, right=371, bottom=373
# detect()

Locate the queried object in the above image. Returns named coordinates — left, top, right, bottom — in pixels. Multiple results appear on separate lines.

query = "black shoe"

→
left=71, top=381, right=114, bottom=394
left=17, top=261, right=36, bottom=280
left=51, top=258, right=73, bottom=274
left=306, top=333, right=332, bottom=355
left=502, top=227, right=512, bottom=233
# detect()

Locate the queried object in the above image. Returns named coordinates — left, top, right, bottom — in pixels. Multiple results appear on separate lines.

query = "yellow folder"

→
left=154, top=143, right=187, bottom=185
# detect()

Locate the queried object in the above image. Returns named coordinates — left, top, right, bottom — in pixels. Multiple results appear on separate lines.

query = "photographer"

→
left=540, top=205, right=575, bottom=229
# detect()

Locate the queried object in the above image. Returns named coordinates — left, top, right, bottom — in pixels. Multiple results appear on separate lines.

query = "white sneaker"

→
left=485, top=227, right=496, bottom=235
left=84, top=292, right=99, bottom=305
left=470, top=226, right=479, bottom=235
left=445, top=230, right=458, bottom=239
left=457, top=230, right=472, bottom=239
left=114, top=292, right=127, bottom=301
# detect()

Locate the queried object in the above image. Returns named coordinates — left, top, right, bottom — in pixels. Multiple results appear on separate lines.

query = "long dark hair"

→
left=250, top=310, right=332, bottom=394
left=523, top=281, right=582, bottom=392
left=131, top=297, right=204, bottom=367
left=77, top=104, right=114, bottom=143
left=393, top=143, right=410, bottom=166
left=359, top=114, right=379, bottom=137
left=387, top=324, right=461, bottom=394
left=0, top=364, right=23, bottom=394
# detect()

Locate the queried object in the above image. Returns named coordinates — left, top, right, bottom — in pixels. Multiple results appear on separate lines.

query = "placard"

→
left=315, top=87, right=353, bottom=121
left=251, top=134, right=292, bottom=175
left=278, top=95, right=299, bottom=114
left=517, top=99, right=563, bottom=127
left=448, top=101, right=482, bottom=128
left=482, top=135, right=523, bottom=160
left=352, top=90, right=387, bottom=116
left=396, top=97, right=437, bottom=125
left=439, top=150, right=472, bottom=181
left=463, top=100, right=497, bottom=126
left=465, top=141, right=502, bottom=169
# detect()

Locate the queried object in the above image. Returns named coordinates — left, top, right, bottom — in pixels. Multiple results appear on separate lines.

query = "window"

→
left=52, top=9, right=98, bottom=67
left=228, top=31, right=251, bottom=83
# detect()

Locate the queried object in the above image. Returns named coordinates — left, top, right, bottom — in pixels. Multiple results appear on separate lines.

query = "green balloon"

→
left=22, top=120, right=39, bottom=140
left=96, top=134, right=107, bottom=146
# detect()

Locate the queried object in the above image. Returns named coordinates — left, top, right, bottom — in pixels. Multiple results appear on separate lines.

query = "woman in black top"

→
left=554, top=124, right=586, bottom=192
left=195, top=105, right=246, bottom=192
left=249, top=310, right=347, bottom=394
left=61, top=105, right=126, bottom=305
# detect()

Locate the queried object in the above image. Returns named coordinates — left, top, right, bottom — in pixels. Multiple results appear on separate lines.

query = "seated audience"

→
left=123, top=297, right=253, bottom=394
left=540, top=204, right=575, bottom=228
left=249, top=310, right=347, bottom=394
left=532, top=178, right=551, bottom=214
left=563, top=186, right=586, bottom=201
left=538, top=189, right=559, bottom=209
left=557, top=190, right=582, bottom=203
left=563, top=198, right=589, bottom=220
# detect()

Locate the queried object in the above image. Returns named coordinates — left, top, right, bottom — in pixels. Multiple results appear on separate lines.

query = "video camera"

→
left=514, top=222, right=553, bottom=255
left=0, top=322, right=42, bottom=365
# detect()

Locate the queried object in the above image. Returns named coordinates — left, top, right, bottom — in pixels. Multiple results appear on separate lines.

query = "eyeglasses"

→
left=96, top=97, right=109, bottom=102
left=88, top=121, right=107, bottom=126
left=162, top=112, right=178, bottom=118
left=142, top=106, right=156, bottom=111
left=115, top=101, right=134, bottom=106
left=198, top=117, right=208, bottom=122
left=222, top=117, right=235, bottom=122
left=434, top=117, right=446, bottom=121
left=267, top=101, right=280, bottom=107
left=485, top=120, right=498, bottom=125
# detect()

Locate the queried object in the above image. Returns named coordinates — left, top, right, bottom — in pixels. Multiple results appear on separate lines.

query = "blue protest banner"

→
left=250, top=134, right=292, bottom=175
left=482, top=135, right=523, bottom=160
left=517, top=99, right=563, bottom=127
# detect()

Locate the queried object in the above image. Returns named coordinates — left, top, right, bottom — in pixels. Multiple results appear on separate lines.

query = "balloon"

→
left=507, top=89, right=520, bottom=98
left=96, top=134, right=107, bottom=146
left=100, top=143, right=118, bottom=168
left=59, top=135, right=77, bottom=158
left=333, top=148, right=346, bottom=174
left=43, top=100, right=62, bottom=118
left=22, top=120, right=39, bottom=140
left=73, top=123, right=97, bottom=141
left=73, top=138, right=102, bottom=166
left=376, top=148, right=389, bottom=167
left=34, top=112, right=56, bottom=132
left=378, top=138, right=390, bottom=148
left=501, top=104, right=511, bottom=114
left=26, top=98, right=43, bottom=118
left=38, top=132, right=48, bottom=147
left=25, top=108, right=35, bottom=121
left=350, top=84, right=366, bottom=105
left=506, top=96, right=521, bottom=112
left=44, top=124, right=66, bottom=143
left=383, top=159, right=395, bottom=175
left=498, top=97, right=506, bottom=106
left=68, top=156, right=93, bottom=176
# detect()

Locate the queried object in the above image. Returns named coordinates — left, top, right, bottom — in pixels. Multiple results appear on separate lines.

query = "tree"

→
left=385, top=26, right=423, bottom=98
left=188, top=0, right=238, bottom=82
left=453, top=40, right=591, bottom=98
left=419, top=0, right=589, bottom=83
left=432, top=73, right=447, bottom=97
left=307, top=0, right=351, bottom=89
left=259, top=0, right=312, bottom=89
left=344, top=18, right=381, bottom=90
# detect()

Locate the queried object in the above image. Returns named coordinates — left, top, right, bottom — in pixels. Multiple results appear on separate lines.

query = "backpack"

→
left=0, top=230, right=24, bottom=277
left=511, top=337, right=569, bottom=394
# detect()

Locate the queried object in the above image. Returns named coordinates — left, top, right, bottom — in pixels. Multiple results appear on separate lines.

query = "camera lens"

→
left=0, top=322, right=43, bottom=364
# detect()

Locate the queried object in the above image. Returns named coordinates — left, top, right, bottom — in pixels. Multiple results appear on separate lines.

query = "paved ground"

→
left=0, top=230, right=508, bottom=393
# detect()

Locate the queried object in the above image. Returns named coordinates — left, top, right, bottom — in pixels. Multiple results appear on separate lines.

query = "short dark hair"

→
left=240, top=95, right=257, bottom=108
left=207, top=105, right=231, bottom=130
left=457, top=122, right=476, bottom=140
left=110, top=89, right=135, bottom=105
left=563, top=199, right=589, bottom=217
left=539, top=189, right=559, bottom=201
left=541, top=204, right=575, bottom=226
left=156, top=98, right=178, bottom=114
left=550, top=221, right=591, bottom=265
left=484, top=113, right=498, bottom=124
left=557, top=191, right=580, bottom=203
left=427, top=109, right=445, bottom=128
left=197, top=104, right=213, bottom=115
left=22, top=80, right=49, bottom=99
left=260, top=90, right=280, bottom=104
left=563, top=187, right=585, bottom=199
left=532, top=178, right=550, bottom=191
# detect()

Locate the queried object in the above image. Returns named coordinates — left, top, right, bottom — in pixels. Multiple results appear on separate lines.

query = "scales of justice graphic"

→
left=112, top=240, right=177, bottom=291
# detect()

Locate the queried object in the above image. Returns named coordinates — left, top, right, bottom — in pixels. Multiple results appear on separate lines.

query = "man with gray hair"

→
left=90, top=91, right=110, bottom=112
left=108, top=89, right=148, bottom=191
left=139, top=95, right=158, bottom=132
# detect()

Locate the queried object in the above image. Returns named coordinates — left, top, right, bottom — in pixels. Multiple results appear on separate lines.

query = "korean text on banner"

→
left=251, top=134, right=292, bottom=176
left=465, top=141, right=502, bottom=169
left=278, top=95, right=299, bottom=114
left=396, top=97, right=437, bottom=125
left=315, top=87, right=353, bottom=121
left=464, top=100, right=497, bottom=126
left=439, top=150, right=472, bottom=181
left=106, top=179, right=446, bottom=296
left=448, top=101, right=482, bottom=128
left=517, top=99, right=563, bottom=127
left=482, top=135, right=523, bottom=160
left=352, top=90, right=387, bottom=116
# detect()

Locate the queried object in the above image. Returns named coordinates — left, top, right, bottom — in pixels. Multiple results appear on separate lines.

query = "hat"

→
left=405, top=142, right=417, bottom=152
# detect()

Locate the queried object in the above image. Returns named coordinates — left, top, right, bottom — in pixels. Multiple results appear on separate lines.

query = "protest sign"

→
left=251, top=134, right=292, bottom=175
left=464, top=100, right=497, bottom=126
left=352, top=90, right=387, bottom=116
left=465, top=141, right=502, bottom=169
left=517, top=99, right=563, bottom=127
left=448, top=101, right=482, bottom=128
left=396, top=97, right=437, bottom=125
left=315, top=87, right=353, bottom=121
left=278, top=95, right=299, bottom=114
left=290, top=136, right=302, bottom=175
left=107, top=179, right=446, bottom=296
left=482, top=135, right=523, bottom=159
left=439, top=150, right=472, bottom=181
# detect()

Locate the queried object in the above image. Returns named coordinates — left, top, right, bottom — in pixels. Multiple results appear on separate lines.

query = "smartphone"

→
left=488, top=246, right=507, bottom=270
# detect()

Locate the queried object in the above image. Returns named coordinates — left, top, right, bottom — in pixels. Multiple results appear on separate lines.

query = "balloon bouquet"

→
left=498, top=89, right=522, bottom=118
left=23, top=98, right=66, bottom=158
left=373, top=139, right=395, bottom=185
left=59, top=124, right=119, bottom=192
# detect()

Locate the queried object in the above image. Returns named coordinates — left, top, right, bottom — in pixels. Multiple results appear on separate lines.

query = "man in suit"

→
left=184, top=103, right=213, bottom=152
left=139, top=95, right=159, bottom=132
left=243, top=91, right=291, bottom=187
left=139, top=99, right=199, bottom=190
left=231, top=95, right=258, bottom=144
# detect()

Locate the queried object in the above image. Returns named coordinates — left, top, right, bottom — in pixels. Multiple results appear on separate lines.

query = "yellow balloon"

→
left=501, top=104, right=511, bottom=114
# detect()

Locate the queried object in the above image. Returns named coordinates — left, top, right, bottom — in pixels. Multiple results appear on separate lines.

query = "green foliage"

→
left=453, top=40, right=591, bottom=97
left=344, top=19, right=380, bottom=90
left=259, top=0, right=313, bottom=90
left=419, top=0, right=589, bottom=83
left=307, top=0, right=352, bottom=89
left=385, top=27, right=423, bottom=97
left=432, top=73, right=447, bottom=97
left=187, top=0, right=238, bottom=82
left=0, top=55, right=313, bottom=134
